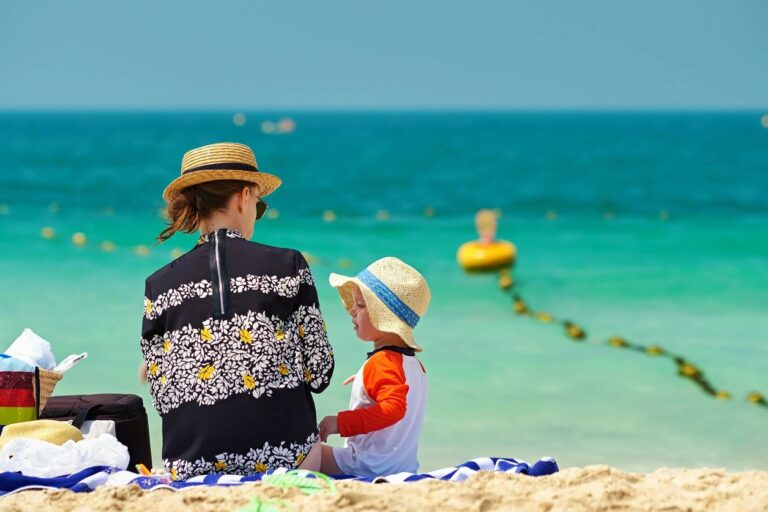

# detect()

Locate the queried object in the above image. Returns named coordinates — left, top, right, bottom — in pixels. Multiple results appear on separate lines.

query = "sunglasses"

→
left=255, top=198, right=268, bottom=221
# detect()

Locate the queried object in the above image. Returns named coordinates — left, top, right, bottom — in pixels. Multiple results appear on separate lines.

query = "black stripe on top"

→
left=367, top=346, right=416, bottom=359
left=183, top=162, right=259, bottom=174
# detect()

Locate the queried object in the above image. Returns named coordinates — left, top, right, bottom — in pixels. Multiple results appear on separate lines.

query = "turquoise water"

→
left=0, top=111, right=766, bottom=472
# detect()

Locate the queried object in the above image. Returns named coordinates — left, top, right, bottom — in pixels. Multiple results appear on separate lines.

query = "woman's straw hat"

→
left=163, top=142, right=282, bottom=202
left=329, top=257, right=430, bottom=351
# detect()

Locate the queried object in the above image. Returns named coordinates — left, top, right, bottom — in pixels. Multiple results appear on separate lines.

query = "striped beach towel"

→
left=0, top=456, right=558, bottom=496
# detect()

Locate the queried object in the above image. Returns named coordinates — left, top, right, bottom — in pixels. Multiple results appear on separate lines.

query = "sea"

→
left=0, top=111, right=766, bottom=472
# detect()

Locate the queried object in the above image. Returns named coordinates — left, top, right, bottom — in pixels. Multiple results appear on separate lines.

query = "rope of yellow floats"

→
left=458, top=209, right=767, bottom=410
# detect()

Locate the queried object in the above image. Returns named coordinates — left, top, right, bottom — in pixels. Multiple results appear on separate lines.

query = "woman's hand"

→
left=319, top=415, right=339, bottom=442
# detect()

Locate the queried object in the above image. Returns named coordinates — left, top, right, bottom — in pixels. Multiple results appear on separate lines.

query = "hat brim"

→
left=329, top=273, right=422, bottom=351
left=163, top=170, right=282, bottom=202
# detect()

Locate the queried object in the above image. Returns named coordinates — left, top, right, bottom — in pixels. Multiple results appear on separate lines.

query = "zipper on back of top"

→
left=208, top=229, right=231, bottom=319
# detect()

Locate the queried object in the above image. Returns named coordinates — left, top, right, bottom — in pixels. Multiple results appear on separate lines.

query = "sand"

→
left=3, top=466, right=768, bottom=512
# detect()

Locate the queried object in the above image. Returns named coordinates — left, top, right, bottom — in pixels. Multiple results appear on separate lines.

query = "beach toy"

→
left=457, top=209, right=516, bottom=272
left=236, top=496, right=291, bottom=512
left=262, top=470, right=336, bottom=495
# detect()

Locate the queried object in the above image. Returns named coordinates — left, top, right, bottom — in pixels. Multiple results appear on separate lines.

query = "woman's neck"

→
left=199, top=214, right=243, bottom=236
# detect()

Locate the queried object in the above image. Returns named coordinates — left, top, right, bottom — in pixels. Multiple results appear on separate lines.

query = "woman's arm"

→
left=294, top=251, right=335, bottom=393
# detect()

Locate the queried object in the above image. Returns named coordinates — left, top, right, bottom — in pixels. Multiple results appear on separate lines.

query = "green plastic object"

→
left=261, top=470, right=337, bottom=496
left=234, top=495, right=291, bottom=512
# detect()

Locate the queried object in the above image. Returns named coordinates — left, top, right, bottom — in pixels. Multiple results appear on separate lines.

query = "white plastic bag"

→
left=0, top=434, right=129, bottom=477
left=4, top=328, right=88, bottom=373
left=5, top=329, right=57, bottom=370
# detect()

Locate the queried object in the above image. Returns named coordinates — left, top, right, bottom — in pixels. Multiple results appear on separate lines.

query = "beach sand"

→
left=3, top=466, right=767, bottom=512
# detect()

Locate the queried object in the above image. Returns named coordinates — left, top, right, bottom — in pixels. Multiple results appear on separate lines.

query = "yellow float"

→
left=457, top=209, right=516, bottom=272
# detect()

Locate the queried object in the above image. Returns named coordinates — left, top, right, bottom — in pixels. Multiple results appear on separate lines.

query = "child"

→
left=318, top=257, right=431, bottom=477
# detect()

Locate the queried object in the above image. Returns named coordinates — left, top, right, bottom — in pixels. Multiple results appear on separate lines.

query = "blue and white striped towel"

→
left=0, top=456, right=558, bottom=496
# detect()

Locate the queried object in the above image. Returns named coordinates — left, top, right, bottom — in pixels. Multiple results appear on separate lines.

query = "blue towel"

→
left=0, top=456, right=558, bottom=495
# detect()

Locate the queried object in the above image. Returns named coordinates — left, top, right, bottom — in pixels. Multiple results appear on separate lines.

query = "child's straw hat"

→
left=329, top=257, right=430, bottom=351
left=163, top=142, right=282, bottom=202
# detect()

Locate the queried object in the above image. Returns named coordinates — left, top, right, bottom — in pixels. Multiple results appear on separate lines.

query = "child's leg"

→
left=320, top=444, right=343, bottom=475
left=298, top=442, right=321, bottom=472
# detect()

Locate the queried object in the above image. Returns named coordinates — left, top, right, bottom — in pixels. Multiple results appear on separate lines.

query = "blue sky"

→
left=1, top=0, right=766, bottom=109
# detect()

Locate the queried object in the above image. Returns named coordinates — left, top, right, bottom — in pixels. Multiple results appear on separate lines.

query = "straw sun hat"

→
left=163, top=142, right=282, bottom=202
left=329, top=257, right=431, bottom=351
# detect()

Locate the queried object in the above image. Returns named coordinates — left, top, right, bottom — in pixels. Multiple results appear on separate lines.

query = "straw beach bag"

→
left=33, top=368, right=63, bottom=413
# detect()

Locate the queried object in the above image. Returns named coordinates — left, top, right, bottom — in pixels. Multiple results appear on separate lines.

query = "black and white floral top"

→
left=140, top=229, right=334, bottom=481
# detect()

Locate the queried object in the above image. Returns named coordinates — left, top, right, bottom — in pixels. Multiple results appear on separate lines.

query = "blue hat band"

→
left=356, top=269, right=420, bottom=329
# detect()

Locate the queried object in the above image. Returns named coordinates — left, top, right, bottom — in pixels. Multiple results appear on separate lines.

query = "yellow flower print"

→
left=240, top=329, right=253, bottom=344
left=298, top=325, right=305, bottom=338
left=148, top=362, right=159, bottom=377
left=170, top=467, right=178, bottom=481
left=163, top=340, right=171, bottom=353
left=160, top=375, right=167, bottom=385
left=275, top=329, right=285, bottom=341
left=198, top=365, right=215, bottom=380
left=304, top=369, right=312, bottom=382
left=254, top=462, right=267, bottom=473
left=200, top=328, right=213, bottom=342
left=144, top=299, right=153, bottom=316
left=295, top=453, right=305, bottom=466
left=242, top=374, right=256, bottom=390
left=278, top=364, right=290, bottom=376
left=214, top=460, right=227, bottom=471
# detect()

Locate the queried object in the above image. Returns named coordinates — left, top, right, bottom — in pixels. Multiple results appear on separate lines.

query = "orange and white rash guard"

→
left=332, top=346, right=427, bottom=477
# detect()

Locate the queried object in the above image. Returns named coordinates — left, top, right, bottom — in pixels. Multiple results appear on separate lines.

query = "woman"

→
left=140, top=142, right=334, bottom=480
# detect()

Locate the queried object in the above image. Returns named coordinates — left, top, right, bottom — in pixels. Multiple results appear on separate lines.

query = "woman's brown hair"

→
left=157, top=180, right=255, bottom=243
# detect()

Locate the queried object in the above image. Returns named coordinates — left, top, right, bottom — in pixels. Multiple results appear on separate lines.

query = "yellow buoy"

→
left=266, top=208, right=280, bottom=220
left=72, top=232, right=87, bottom=246
left=545, top=210, right=558, bottom=221
left=170, top=248, right=184, bottom=259
left=0, top=203, right=9, bottom=215
left=134, top=245, right=150, bottom=256
left=423, top=207, right=436, bottom=218
left=376, top=210, right=390, bottom=221
left=458, top=209, right=516, bottom=271
left=322, top=210, right=337, bottom=222
left=100, top=241, right=117, bottom=252
left=457, top=240, right=516, bottom=272
left=41, top=227, right=55, bottom=239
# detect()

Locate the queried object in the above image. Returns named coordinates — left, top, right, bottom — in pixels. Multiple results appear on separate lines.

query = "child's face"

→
left=348, top=285, right=381, bottom=341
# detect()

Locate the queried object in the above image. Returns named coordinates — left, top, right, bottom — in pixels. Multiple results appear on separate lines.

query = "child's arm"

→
left=337, top=351, right=409, bottom=437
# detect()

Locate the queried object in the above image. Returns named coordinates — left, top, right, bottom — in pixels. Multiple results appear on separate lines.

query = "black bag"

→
left=41, top=394, right=152, bottom=469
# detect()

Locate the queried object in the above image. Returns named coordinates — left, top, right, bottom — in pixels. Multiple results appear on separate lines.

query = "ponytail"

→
left=156, top=180, right=255, bottom=243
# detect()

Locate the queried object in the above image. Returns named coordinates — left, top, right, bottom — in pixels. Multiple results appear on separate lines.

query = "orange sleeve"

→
left=337, top=351, right=409, bottom=437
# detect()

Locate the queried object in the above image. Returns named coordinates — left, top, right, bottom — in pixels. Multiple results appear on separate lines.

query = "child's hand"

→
left=319, top=415, right=339, bottom=442
left=343, top=375, right=355, bottom=385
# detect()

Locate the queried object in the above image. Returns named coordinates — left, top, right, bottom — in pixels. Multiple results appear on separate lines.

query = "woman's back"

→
left=141, top=228, right=333, bottom=480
